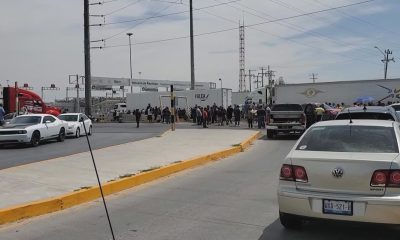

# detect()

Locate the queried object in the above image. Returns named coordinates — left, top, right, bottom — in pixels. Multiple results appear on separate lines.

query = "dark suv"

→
left=335, top=106, right=400, bottom=121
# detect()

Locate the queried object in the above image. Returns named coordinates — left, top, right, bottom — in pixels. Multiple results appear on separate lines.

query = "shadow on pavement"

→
left=259, top=135, right=300, bottom=141
left=259, top=219, right=400, bottom=240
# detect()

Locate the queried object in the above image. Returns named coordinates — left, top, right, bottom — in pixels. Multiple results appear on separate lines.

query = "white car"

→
left=0, top=114, right=67, bottom=147
left=58, top=113, right=92, bottom=138
left=278, top=120, right=400, bottom=228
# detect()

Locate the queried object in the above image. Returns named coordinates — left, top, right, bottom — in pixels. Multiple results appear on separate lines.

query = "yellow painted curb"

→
left=0, top=131, right=261, bottom=225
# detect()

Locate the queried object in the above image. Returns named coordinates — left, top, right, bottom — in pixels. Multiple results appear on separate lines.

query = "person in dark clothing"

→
left=226, top=105, right=233, bottom=125
left=257, top=106, right=266, bottom=129
left=234, top=105, right=241, bottom=126
left=135, top=109, right=141, bottom=128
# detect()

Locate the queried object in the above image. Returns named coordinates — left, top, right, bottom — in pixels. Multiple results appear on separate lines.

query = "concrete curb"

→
left=0, top=131, right=261, bottom=225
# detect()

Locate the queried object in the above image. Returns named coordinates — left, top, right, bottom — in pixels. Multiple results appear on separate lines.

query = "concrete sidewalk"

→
left=0, top=129, right=259, bottom=215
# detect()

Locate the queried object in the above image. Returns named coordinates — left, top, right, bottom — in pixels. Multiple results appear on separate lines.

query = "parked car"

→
left=336, top=106, right=399, bottom=121
left=0, top=114, right=67, bottom=147
left=278, top=119, right=400, bottom=228
left=58, top=113, right=92, bottom=138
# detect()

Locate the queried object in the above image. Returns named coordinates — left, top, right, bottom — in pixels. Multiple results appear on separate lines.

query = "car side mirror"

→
left=80, top=118, right=84, bottom=122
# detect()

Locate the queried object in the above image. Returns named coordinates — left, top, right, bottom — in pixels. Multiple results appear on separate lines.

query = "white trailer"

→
left=273, top=78, right=400, bottom=105
left=126, top=88, right=232, bottom=111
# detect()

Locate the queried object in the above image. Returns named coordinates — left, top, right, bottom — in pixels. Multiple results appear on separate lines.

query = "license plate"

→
left=323, top=199, right=353, bottom=216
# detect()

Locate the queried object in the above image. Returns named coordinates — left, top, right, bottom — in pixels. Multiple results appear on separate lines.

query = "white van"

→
left=113, top=103, right=127, bottom=113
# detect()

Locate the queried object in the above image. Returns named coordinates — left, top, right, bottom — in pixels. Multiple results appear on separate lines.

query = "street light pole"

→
left=127, top=33, right=133, bottom=93
left=219, top=78, right=223, bottom=107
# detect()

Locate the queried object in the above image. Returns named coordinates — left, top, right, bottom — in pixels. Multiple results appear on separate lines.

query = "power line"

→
left=99, top=0, right=377, bottom=53
left=103, top=0, right=241, bottom=26
left=104, top=0, right=142, bottom=16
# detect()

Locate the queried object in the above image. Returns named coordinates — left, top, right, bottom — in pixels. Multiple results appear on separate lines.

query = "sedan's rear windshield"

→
left=271, top=104, right=303, bottom=111
left=296, top=125, right=398, bottom=153
left=336, top=112, right=395, bottom=121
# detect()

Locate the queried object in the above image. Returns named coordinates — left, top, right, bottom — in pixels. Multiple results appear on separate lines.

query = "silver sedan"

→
left=278, top=119, right=400, bottom=228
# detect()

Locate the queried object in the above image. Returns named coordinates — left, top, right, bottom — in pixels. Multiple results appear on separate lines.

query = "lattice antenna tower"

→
left=239, top=20, right=246, bottom=92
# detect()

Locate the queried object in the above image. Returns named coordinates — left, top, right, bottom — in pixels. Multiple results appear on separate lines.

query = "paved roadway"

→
left=2, top=135, right=398, bottom=240
left=0, top=123, right=169, bottom=170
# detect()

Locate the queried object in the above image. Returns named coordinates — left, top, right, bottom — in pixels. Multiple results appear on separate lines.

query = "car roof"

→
left=340, top=106, right=395, bottom=113
left=59, top=113, right=81, bottom=115
left=312, top=119, right=395, bottom=128
left=16, top=114, right=50, bottom=117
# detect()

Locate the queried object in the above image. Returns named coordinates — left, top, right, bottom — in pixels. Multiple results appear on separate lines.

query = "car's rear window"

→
left=336, top=112, right=395, bottom=121
left=296, top=125, right=398, bottom=153
left=391, top=105, right=400, bottom=111
left=271, top=104, right=303, bottom=111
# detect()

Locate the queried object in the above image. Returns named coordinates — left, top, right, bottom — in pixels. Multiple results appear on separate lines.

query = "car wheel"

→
left=279, top=211, right=302, bottom=229
left=88, top=126, right=92, bottom=136
left=57, top=128, right=65, bottom=142
left=75, top=128, right=80, bottom=138
left=267, top=130, right=274, bottom=139
left=30, top=131, right=40, bottom=147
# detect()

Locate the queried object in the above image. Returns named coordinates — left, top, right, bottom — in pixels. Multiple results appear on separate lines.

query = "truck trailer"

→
left=273, top=78, right=400, bottom=106
left=126, top=88, right=232, bottom=111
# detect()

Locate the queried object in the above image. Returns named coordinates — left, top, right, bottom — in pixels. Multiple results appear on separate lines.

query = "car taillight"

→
left=370, top=170, right=400, bottom=187
left=300, top=114, right=306, bottom=124
left=389, top=171, right=400, bottom=186
left=280, top=164, right=308, bottom=183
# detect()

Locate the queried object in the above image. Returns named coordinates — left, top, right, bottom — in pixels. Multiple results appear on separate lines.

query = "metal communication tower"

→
left=239, top=20, right=246, bottom=92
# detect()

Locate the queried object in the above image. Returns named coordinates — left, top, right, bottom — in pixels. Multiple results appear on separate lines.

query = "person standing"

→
left=314, top=104, right=325, bottom=122
left=0, top=103, right=5, bottom=126
left=226, top=105, right=233, bottom=125
left=247, top=106, right=254, bottom=128
left=234, top=105, right=241, bottom=126
left=135, top=109, right=141, bottom=128
left=257, top=105, right=266, bottom=129
left=202, top=108, right=208, bottom=128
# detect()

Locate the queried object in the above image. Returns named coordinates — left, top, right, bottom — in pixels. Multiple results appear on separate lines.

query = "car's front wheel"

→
left=75, top=128, right=80, bottom=138
left=279, top=211, right=303, bottom=229
left=30, top=131, right=40, bottom=147
left=57, top=128, right=65, bottom=142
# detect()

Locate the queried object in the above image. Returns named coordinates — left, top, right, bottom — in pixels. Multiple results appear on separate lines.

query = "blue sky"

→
left=0, top=0, right=399, bottom=101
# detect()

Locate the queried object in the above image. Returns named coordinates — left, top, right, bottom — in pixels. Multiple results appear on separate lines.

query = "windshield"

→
left=336, top=112, right=395, bottom=121
left=391, top=105, right=400, bottom=111
left=10, top=116, right=41, bottom=125
left=297, top=125, right=398, bottom=153
left=58, top=115, right=78, bottom=122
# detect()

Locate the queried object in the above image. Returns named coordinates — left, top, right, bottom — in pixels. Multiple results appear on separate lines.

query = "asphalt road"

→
left=0, top=123, right=169, bottom=170
left=2, top=135, right=398, bottom=240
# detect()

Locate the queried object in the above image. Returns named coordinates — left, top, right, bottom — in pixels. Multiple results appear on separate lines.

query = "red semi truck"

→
left=0, top=86, right=62, bottom=116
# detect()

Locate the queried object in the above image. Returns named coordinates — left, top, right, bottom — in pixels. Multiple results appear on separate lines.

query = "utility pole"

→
left=375, top=46, right=395, bottom=80
left=189, top=0, right=195, bottom=90
left=127, top=33, right=133, bottom=93
left=310, top=73, right=318, bottom=83
left=246, top=70, right=255, bottom=92
left=260, top=67, right=267, bottom=87
left=84, top=0, right=92, bottom=116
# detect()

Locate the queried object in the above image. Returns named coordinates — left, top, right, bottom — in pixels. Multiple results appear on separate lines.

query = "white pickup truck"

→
left=266, top=104, right=306, bottom=138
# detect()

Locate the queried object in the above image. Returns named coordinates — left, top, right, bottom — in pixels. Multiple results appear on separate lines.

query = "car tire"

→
left=267, top=130, right=274, bottom=139
left=75, top=128, right=80, bottom=138
left=279, top=211, right=302, bottom=229
left=30, top=131, right=41, bottom=147
left=57, top=128, right=65, bottom=142
left=88, top=126, right=92, bottom=136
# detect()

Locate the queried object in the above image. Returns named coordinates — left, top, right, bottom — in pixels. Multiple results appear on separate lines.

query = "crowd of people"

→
left=189, top=103, right=270, bottom=129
